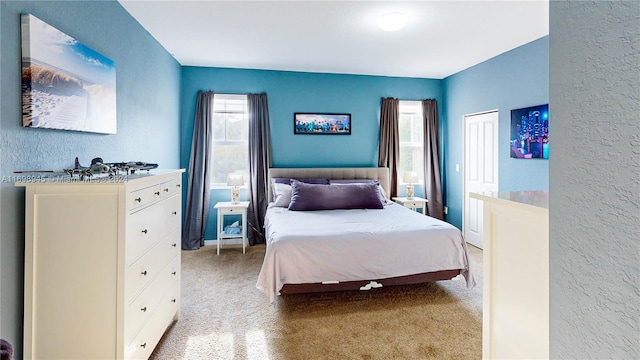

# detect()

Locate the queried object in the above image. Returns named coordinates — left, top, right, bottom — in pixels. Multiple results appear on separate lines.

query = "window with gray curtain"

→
left=398, top=100, right=425, bottom=185
left=247, top=93, right=272, bottom=245
left=210, top=94, right=249, bottom=186
left=378, top=97, right=400, bottom=198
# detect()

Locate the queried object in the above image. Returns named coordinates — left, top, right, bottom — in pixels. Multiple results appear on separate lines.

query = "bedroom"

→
left=0, top=1, right=637, bottom=360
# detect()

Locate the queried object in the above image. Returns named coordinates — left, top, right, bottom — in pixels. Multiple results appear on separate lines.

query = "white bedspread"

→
left=256, top=203, right=476, bottom=302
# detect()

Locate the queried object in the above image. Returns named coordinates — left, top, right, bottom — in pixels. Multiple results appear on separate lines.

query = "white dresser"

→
left=18, top=170, right=184, bottom=360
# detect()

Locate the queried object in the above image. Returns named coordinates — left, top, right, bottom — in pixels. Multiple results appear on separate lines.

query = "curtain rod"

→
left=198, top=90, right=266, bottom=96
left=380, top=97, right=437, bottom=101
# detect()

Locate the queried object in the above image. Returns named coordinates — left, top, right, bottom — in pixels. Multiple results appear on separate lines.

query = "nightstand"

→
left=392, top=197, right=428, bottom=215
left=214, top=201, right=250, bottom=255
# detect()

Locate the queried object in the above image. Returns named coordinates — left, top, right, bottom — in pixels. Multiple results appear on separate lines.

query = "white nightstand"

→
left=392, top=197, right=428, bottom=215
left=214, top=201, right=250, bottom=255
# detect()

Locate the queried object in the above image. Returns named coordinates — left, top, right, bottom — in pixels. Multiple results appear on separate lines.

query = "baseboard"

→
left=204, top=238, right=243, bottom=246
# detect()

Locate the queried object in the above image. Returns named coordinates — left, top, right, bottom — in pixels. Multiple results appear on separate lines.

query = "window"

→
left=211, top=94, right=249, bottom=187
left=398, top=100, right=424, bottom=184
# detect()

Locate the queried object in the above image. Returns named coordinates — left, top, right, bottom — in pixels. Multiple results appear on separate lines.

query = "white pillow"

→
left=272, top=183, right=293, bottom=207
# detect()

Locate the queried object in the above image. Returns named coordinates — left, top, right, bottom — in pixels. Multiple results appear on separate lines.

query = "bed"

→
left=256, top=167, right=475, bottom=302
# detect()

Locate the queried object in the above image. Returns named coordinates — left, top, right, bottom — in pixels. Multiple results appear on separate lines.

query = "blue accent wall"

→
left=181, top=67, right=442, bottom=239
left=0, top=1, right=181, bottom=356
left=442, top=36, right=549, bottom=228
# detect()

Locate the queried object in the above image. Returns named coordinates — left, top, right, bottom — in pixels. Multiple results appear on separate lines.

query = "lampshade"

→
left=226, top=173, right=244, bottom=186
left=403, top=171, right=418, bottom=183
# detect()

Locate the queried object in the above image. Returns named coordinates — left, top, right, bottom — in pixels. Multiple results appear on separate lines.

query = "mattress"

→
left=256, top=202, right=476, bottom=302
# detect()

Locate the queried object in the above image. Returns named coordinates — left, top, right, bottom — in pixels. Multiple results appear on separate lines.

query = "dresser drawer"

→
left=126, top=195, right=181, bottom=264
left=405, top=201, right=422, bottom=208
left=218, top=206, right=245, bottom=216
left=159, top=178, right=182, bottom=198
left=128, top=184, right=161, bottom=211
left=125, top=255, right=180, bottom=343
left=125, top=283, right=180, bottom=360
left=125, top=228, right=180, bottom=302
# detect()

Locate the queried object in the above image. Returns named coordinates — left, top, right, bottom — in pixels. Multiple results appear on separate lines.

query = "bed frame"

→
left=267, top=167, right=462, bottom=294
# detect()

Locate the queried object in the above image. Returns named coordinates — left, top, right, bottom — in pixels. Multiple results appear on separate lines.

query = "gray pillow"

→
left=271, top=183, right=293, bottom=207
left=288, top=181, right=384, bottom=211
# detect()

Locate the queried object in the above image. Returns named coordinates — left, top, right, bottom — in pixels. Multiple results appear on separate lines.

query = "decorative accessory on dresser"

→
left=227, top=173, right=244, bottom=204
left=403, top=171, right=418, bottom=200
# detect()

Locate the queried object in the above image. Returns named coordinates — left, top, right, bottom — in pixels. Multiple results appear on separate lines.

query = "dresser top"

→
left=470, top=190, right=549, bottom=210
left=15, top=169, right=184, bottom=187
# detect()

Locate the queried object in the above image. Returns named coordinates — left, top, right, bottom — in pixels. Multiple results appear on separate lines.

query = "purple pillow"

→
left=270, top=178, right=329, bottom=201
left=329, top=179, right=388, bottom=205
left=288, top=181, right=384, bottom=211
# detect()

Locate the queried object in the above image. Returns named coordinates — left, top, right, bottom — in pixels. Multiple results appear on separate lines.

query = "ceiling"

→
left=117, top=1, right=549, bottom=79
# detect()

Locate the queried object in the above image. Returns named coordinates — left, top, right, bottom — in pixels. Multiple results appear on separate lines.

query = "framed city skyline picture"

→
left=21, top=14, right=117, bottom=134
left=510, top=104, right=549, bottom=159
left=294, top=113, right=351, bottom=135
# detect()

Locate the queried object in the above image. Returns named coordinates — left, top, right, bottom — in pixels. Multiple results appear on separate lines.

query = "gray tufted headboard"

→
left=267, top=167, right=390, bottom=201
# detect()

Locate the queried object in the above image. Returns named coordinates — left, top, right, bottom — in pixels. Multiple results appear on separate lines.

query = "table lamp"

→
left=403, top=171, right=418, bottom=200
left=227, top=173, right=244, bottom=204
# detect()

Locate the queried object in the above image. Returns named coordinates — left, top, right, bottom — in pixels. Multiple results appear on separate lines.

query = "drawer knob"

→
left=176, top=184, right=181, bottom=188
left=140, top=343, right=147, bottom=349
left=141, top=306, right=147, bottom=312
left=172, top=211, right=177, bottom=215
left=141, top=270, right=147, bottom=276
left=134, top=197, right=141, bottom=203
left=171, top=271, right=177, bottom=275
left=164, top=188, right=169, bottom=192
left=141, top=229, right=148, bottom=234
left=154, top=191, right=160, bottom=196
left=172, top=243, right=177, bottom=247
left=171, top=298, right=176, bottom=303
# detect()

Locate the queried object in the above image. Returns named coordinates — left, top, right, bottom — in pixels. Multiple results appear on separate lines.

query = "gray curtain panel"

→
left=182, top=90, right=214, bottom=250
left=378, top=97, right=400, bottom=198
left=247, top=93, right=272, bottom=245
left=422, top=99, right=444, bottom=220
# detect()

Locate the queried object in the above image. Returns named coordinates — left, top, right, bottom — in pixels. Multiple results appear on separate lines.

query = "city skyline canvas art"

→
left=21, top=14, right=117, bottom=134
left=510, top=104, right=549, bottom=159
left=294, top=113, right=351, bottom=135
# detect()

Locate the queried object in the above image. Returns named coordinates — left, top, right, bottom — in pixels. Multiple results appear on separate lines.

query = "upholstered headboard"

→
left=267, top=167, right=390, bottom=201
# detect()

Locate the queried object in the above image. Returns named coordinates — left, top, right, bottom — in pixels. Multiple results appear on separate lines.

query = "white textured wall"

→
left=549, top=1, right=640, bottom=358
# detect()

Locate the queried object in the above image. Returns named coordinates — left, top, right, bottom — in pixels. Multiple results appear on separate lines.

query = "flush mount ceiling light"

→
left=378, top=12, right=407, bottom=31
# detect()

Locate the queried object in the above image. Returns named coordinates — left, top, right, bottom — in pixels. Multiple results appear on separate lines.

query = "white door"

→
left=464, top=111, right=498, bottom=249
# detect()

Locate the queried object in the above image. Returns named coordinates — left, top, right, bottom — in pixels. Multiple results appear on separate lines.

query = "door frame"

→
left=462, top=109, right=499, bottom=248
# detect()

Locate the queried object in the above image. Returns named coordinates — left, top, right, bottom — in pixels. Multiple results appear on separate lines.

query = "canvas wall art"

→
left=21, top=14, right=117, bottom=134
left=294, top=113, right=351, bottom=135
left=510, top=104, right=549, bottom=159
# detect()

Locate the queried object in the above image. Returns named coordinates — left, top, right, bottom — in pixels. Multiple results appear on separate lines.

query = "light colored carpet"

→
left=150, top=243, right=483, bottom=360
